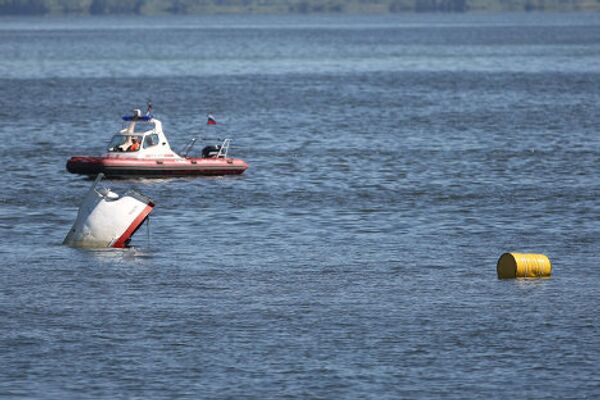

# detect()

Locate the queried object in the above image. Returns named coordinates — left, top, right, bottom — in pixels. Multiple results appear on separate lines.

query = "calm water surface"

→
left=1, top=13, right=600, bottom=399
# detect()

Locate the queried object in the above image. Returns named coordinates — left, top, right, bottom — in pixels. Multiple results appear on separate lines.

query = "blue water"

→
left=1, top=13, right=600, bottom=399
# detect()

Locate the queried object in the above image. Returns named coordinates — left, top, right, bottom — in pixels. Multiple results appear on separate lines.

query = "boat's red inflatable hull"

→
left=66, top=156, right=248, bottom=177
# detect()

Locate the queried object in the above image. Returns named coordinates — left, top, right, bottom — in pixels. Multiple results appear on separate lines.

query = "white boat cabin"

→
left=105, top=109, right=231, bottom=160
left=106, top=109, right=178, bottom=159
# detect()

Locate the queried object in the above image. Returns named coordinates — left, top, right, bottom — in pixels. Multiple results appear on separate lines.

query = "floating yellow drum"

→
left=497, top=253, right=552, bottom=279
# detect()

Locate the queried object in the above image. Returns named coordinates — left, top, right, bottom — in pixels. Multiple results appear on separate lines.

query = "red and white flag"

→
left=207, top=114, right=217, bottom=125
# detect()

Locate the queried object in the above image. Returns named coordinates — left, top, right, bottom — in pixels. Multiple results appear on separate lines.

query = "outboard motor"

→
left=201, top=144, right=222, bottom=158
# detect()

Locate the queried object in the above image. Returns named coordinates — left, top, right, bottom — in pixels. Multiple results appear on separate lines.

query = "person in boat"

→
left=127, top=137, right=140, bottom=152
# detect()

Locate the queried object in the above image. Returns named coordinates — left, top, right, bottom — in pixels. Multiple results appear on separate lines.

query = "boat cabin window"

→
left=143, top=134, right=160, bottom=149
left=107, top=134, right=143, bottom=152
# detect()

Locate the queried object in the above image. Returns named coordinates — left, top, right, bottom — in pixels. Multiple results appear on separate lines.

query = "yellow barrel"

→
left=497, top=253, right=552, bottom=279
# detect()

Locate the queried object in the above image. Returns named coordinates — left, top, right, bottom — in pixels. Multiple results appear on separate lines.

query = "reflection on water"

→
left=83, top=246, right=154, bottom=262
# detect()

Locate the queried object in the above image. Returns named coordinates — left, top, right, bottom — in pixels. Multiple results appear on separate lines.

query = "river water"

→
left=1, top=13, right=599, bottom=399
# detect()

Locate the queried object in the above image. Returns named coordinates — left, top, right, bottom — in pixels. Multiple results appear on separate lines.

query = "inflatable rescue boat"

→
left=66, top=109, right=248, bottom=178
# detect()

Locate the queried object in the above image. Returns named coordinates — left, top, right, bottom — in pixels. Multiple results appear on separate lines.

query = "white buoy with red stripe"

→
left=63, top=173, right=154, bottom=248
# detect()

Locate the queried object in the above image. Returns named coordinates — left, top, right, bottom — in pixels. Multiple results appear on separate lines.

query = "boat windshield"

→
left=107, top=134, right=143, bottom=152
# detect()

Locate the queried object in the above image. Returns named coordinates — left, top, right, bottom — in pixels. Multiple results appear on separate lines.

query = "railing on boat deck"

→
left=181, top=138, right=231, bottom=159
left=217, top=139, right=231, bottom=158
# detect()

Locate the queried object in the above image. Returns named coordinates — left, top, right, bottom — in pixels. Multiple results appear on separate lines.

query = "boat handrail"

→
left=180, top=138, right=197, bottom=158
left=217, top=138, right=231, bottom=158
left=181, top=138, right=231, bottom=158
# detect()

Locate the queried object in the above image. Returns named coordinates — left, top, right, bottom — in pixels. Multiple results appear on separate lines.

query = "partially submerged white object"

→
left=63, top=173, right=154, bottom=248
